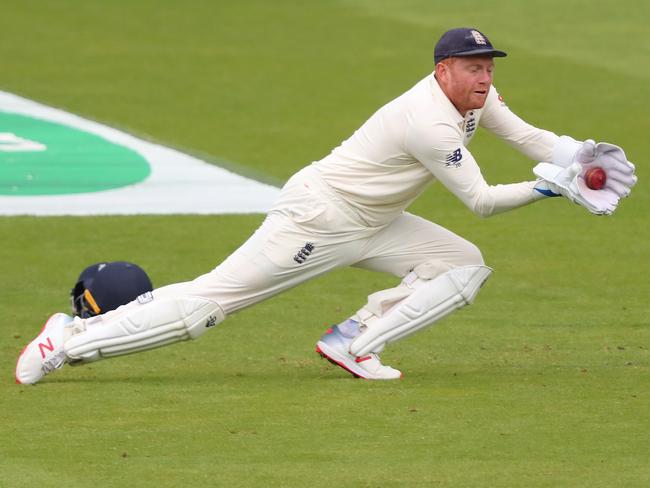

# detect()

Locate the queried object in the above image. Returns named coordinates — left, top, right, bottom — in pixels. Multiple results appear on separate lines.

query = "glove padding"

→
left=575, top=139, right=637, bottom=198
left=593, top=141, right=636, bottom=197
left=533, top=162, right=618, bottom=215
left=534, top=139, right=637, bottom=215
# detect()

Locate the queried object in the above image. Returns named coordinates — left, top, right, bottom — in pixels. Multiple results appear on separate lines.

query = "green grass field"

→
left=1, top=1, right=649, bottom=486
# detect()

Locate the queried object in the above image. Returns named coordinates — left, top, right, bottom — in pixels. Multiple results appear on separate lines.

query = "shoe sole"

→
left=316, top=341, right=401, bottom=380
left=316, top=344, right=363, bottom=379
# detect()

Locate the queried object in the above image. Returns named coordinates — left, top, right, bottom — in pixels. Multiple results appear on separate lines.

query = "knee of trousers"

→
left=461, top=241, right=485, bottom=267
left=410, top=243, right=485, bottom=281
left=64, top=296, right=225, bottom=362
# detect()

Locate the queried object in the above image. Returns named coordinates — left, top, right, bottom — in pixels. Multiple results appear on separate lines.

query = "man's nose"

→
left=479, top=72, right=492, bottom=84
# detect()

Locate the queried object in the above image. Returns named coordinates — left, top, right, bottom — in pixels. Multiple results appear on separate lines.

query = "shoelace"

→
left=41, top=351, right=67, bottom=374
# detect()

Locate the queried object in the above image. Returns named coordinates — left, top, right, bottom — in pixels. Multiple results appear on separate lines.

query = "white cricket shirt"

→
left=312, top=73, right=559, bottom=226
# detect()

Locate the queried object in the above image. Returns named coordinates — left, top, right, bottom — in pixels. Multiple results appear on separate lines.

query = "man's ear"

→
left=435, top=61, right=449, bottom=83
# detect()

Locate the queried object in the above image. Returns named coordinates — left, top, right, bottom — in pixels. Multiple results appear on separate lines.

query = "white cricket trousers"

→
left=154, top=166, right=484, bottom=315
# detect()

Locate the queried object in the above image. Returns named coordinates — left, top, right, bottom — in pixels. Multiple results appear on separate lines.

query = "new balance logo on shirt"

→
left=445, top=148, right=463, bottom=168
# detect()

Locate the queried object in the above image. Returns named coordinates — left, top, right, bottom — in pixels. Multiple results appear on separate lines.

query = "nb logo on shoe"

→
left=293, top=242, right=315, bottom=264
left=205, top=315, right=218, bottom=328
left=38, top=337, right=55, bottom=359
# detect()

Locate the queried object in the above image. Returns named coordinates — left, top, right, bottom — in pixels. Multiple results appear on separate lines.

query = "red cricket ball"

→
left=585, top=167, right=606, bottom=190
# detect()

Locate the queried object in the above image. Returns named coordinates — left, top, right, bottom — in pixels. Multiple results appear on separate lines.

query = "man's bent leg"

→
left=349, top=263, right=492, bottom=356
left=320, top=213, right=491, bottom=371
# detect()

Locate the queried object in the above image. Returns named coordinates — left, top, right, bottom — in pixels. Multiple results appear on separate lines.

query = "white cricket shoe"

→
left=15, top=313, right=73, bottom=385
left=316, top=325, right=402, bottom=380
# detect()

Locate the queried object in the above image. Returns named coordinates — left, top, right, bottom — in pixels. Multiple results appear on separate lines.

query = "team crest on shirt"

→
left=465, top=117, right=476, bottom=136
left=445, top=148, right=463, bottom=168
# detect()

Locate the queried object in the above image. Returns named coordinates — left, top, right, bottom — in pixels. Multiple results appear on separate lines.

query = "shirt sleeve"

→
left=406, top=121, right=543, bottom=217
left=479, top=86, right=558, bottom=162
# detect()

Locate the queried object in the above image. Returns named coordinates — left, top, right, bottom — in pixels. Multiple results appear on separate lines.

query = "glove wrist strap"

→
left=533, top=180, right=561, bottom=199
left=553, top=135, right=583, bottom=168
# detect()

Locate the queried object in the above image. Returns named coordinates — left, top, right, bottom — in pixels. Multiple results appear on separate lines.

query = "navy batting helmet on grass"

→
left=70, top=261, right=153, bottom=318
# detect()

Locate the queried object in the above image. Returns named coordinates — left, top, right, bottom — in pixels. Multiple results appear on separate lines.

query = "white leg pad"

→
left=64, top=296, right=224, bottom=362
left=349, top=265, right=492, bottom=356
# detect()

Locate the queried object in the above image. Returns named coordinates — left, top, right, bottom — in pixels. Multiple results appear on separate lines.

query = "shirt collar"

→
left=430, top=74, right=465, bottom=125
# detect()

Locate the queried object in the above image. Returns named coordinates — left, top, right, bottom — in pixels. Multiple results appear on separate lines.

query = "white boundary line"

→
left=0, top=91, right=280, bottom=215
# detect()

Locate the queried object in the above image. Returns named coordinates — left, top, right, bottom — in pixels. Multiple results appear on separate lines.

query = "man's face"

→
left=435, top=55, right=494, bottom=115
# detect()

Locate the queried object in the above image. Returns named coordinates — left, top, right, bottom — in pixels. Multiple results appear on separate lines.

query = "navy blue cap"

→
left=434, top=28, right=507, bottom=64
left=71, top=261, right=153, bottom=317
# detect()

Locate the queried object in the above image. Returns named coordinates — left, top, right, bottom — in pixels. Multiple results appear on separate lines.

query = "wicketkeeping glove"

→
left=533, top=162, right=618, bottom=215
left=591, top=141, right=637, bottom=198
left=534, top=139, right=637, bottom=215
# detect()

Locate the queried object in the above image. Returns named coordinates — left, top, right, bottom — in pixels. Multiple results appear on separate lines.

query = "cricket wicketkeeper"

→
left=16, top=27, right=637, bottom=384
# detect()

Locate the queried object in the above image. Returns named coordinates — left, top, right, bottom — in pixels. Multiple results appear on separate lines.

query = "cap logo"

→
left=470, top=30, right=487, bottom=45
